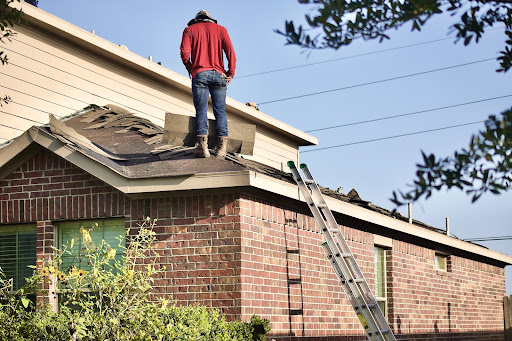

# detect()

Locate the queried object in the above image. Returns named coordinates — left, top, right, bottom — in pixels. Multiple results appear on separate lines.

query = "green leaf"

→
left=21, top=296, right=30, bottom=308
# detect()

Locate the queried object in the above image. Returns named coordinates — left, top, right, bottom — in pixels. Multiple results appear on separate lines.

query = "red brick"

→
left=0, top=149, right=505, bottom=340
left=50, top=176, right=71, bottom=183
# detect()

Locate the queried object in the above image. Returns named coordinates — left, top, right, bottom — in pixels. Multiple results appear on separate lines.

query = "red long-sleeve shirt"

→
left=180, top=22, right=236, bottom=79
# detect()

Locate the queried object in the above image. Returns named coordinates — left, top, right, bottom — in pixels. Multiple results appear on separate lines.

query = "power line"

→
left=465, top=236, right=512, bottom=242
left=239, top=38, right=457, bottom=79
left=258, top=58, right=495, bottom=105
left=302, top=120, right=484, bottom=153
left=305, top=94, right=512, bottom=133
left=237, top=27, right=504, bottom=79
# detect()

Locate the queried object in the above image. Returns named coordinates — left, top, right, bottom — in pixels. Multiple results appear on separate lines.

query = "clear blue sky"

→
left=38, top=0, right=512, bottom=294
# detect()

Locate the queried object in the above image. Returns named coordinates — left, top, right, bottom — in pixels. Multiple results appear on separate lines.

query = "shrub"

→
left=0, top=218, right=270, bottom=340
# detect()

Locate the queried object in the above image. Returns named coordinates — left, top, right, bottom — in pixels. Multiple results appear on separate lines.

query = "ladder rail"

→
left=288, top=161, right=396, bottom=341
left=302, top=163, right=394, bottom=340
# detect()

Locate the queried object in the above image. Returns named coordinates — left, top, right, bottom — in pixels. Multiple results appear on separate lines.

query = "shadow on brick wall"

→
left=267, top=330, right=505, bottom=341
left=284, top=217, right=306, bottom=336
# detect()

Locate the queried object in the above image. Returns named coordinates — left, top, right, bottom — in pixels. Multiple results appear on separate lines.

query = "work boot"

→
left=214, top=136, right=228, bottom=159
left=193, top=135, right=210, bottom=158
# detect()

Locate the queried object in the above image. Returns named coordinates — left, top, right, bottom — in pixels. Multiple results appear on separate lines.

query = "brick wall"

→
left=388, top=240, right=505, bottom=340
left=0, top=148, right=506, bottom=340
left=0, top=149, right=242, bottom=319
left=237, top=193, right=505, bottom=341
left=238, top=193, right=372, bottom=340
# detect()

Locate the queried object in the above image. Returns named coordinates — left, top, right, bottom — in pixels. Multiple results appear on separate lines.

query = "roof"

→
left=1, top=105, right=511, bottom=266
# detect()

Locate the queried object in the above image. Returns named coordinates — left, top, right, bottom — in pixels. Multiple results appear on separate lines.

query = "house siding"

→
left=4, top=19, right=302, bottom=169
left=0, top=149, right=506, bottom=340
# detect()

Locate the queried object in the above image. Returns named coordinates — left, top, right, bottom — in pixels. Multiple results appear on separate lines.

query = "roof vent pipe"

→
left=446, top=218, right=450, bottom=236
left=148, top=56, right=153, bottom=61
left=408, top=203, right=412, bottom=224
left=91, top=29, right=95, bottom=34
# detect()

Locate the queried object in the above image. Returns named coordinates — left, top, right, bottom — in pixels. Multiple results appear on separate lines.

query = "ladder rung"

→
left=340, top=253, right=353, bottom=258
left=316, top=203, right=327, bottom=209
left=303, top=179, right=314, bottom=184
left=289, top=309, right=303, bottom=316
left=381, top=329, right=392, bottom=334
left=354, top=278, right=364, bottom=283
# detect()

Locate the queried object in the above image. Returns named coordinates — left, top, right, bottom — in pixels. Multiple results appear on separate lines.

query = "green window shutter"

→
left=58, top=219, right=125, bottom=273
left=0, top=225, right=37, bottom=291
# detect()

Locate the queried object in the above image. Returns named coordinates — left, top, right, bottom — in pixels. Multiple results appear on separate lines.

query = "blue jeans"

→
left=192, top=70, right=228, bottom=136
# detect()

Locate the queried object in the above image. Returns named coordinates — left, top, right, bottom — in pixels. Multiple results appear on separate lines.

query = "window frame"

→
left=374, top=245, right=388, bottom=317
left=57, top=218, right=126, bottom=273
left=54, top=218, right=126, bottom=309
left=435, top=252, right=450, bottom=272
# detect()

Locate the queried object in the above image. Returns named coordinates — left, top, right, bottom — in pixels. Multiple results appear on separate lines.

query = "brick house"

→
left=1, top=3, right=511, bottom=341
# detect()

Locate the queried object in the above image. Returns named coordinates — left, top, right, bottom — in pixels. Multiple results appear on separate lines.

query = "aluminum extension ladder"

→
left=288, top=161, right=396, bottom=341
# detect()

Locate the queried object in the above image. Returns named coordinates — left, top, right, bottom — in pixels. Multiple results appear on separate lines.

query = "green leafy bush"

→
left=0, top=218, right=270, bottom=340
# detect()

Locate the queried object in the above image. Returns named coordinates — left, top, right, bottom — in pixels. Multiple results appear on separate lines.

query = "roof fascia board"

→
left=248, top=171, right=512, bottom=265
left=12, top=2, right=317, bottom=147
left=0, top=130, right=33, bottom=169
left=113, top=171, right=251, bottom=194
left=0, top=130, right=39, bottom=181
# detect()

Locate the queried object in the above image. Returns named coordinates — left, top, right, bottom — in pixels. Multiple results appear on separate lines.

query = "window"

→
left=56, top=219, right=126, bottom=308
left=0, top=224, right=37, bottom=291
left=57, top=219, right=126, bottom=273
left=374, top=246, right=387, bottom=316
left=435, top=253, right=447, bottom=271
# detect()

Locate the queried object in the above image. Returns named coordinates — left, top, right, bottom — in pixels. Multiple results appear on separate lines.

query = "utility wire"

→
left=302, top=120, right=484, bottom=153
left=258, top=58, right=495, bottom=105
left=305, top=94, right=512, bottom=133
left=237, top=27, right=504, bottom=79
left=465, top=236, right=512, bottom=242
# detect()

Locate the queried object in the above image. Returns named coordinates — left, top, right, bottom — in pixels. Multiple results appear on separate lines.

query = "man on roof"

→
left=180, top=10, right=237, bottom=159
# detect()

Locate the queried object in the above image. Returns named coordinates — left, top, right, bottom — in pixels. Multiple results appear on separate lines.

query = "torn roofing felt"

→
left=43, top=104, right=244, bottom=178
left=35, top=105, right=449, bottom=236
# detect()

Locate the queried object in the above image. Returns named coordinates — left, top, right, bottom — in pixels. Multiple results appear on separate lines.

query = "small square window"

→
left=435, top=253, right=447, bottom=271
